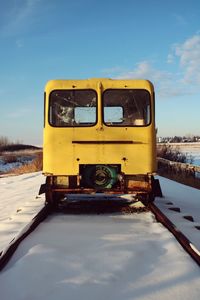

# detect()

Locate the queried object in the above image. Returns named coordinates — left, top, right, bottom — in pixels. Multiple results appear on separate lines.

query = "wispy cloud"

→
left=167, top=54, right=174, bottom=64
left=114, top=61, right=171, bottom=82
left=171, top=13, right=188, bottom=26
left=6, top=107, right=32, bottom=118
left=1, top=0, right=41, bottom=37
left=102, top=61, right=178, bottom=98
left=174, top=34, right=200, bottom=84
left=16, top=39, right=24, bottom=48
left=102, top=34, right=200, bottom=98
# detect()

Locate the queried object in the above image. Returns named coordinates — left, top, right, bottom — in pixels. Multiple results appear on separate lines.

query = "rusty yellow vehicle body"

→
left=41, top=78, right=161, bottom=205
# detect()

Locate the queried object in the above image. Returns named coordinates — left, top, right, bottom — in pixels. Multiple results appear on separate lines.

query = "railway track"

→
left=149, top=202, right=200, bottom=267
left=0, top=198, right=200, bottom=272
left=0, top=204, right=51, bottom=271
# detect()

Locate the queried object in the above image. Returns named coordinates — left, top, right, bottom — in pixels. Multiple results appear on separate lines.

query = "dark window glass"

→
left=49, top=90, right=97, bottom=127
left=103, top=89, right=151, bottom=126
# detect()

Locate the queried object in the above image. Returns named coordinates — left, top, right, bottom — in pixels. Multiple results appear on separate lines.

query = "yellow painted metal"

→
left=43, top=78, right=156, bottom=176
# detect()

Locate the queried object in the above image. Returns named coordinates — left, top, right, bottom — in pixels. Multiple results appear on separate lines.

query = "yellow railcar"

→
left=40, top=78, right=161, bottom=205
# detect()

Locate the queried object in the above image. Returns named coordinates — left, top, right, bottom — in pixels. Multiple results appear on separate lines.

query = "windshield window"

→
left=49, top=89, right=97, bottom=127
left=103, top=89, right=151, bottom=126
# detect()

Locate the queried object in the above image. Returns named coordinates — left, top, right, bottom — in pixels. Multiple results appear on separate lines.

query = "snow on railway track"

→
left=1, top=208, right=200, bottom=300
left=1, top=172, right=200, bottom=299
left=150, top=202, right=200, bottom=266
left=0, top=172, right=45, bottom=250
left=1, top=200, right=200, bottom=271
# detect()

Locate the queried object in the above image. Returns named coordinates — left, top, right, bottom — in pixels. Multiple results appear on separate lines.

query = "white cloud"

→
left=103, top=61, right=177, bottom=98
left=16, top=39, right=24, bottom=48
left=6, top=107, right=32, bottom=118
left=102, top=34, right=200, bottom=98
left=101, top=66, right=127, bottom=76
left=172, top=13, right=187, bottom=26
left=115, top=61, right=171, bottom=82
left=1, top=0, right=41, bottom=37
left=167, top=54, right=174, bottom=64
left=174, top=34, right=200, bottom=84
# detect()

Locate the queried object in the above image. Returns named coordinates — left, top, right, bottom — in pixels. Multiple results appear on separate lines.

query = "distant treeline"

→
left=0, top=136, right=41, bottom=152
left=158, top=135, right=200, bottom=143
left=0, top=144, right=41, bottom=152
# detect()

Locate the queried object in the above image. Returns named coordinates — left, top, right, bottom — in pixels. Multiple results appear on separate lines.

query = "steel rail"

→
left=149, top=202, right=200, bottom=267
left=1, top=200, right=200, bottom=271
left=0, top=204, right=51, bottom=272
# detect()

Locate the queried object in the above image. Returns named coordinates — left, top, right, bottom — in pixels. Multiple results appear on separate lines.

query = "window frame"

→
left=102, top=88, right=152, bottom=127
left=48, top=89, right=98, bottom=127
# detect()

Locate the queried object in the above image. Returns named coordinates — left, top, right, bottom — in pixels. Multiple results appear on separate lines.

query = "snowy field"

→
left=170, top=143, right=200, bottom=166
left=0, top=172, right=200, bottom=299
left=183, top=147, right=200, bottom=165
left=0, top=150, right=37, bottom=173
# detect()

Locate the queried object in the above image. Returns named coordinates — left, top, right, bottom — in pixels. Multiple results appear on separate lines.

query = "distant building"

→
left=157, top=135, right=200, bottom=143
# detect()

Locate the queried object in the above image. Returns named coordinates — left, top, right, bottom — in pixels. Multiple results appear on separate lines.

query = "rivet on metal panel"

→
left=98, top=81, right=103, bottom=90
left=96, top=126, right=104, bottom=131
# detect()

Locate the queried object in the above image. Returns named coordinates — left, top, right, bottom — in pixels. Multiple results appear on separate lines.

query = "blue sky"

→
left=0, top=0, right=200, bottom=145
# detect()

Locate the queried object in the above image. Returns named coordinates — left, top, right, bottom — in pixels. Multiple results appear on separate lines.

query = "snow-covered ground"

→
left=0, top=172, right=45, bottom=250
left=0, top=172, right=200, bottom=300
left=172, top=143, right=200, bottom=166
left=0, top=156, right=34, bottom=174
left=156, top=177, right=200, bottom=249
left=183, top=147, right=200, bottom=165
left=0, top=148, right=41, bottom=174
